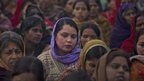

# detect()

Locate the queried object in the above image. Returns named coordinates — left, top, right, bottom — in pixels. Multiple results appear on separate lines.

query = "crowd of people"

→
left=0, top=0, right=144, bottom=81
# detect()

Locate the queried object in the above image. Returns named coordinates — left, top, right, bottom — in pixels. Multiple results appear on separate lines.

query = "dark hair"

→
left=54, top=18, right=79, bottom=37
left=0, top=31, right=24, bottom=55
left=106, top=49, right=131, bottom=67
left=62, top=70, right=92, bottom=81
left=86, top=46, right=107, bottom=60
left=87, top=0, right=101, bottom=8
left=25, top=4, right=44, bottom=20
left=20, top=16, right=46, bottom=35
left=80, top=22, right=101, bottom=38
left=11, top=56, right=44, bottom=81
left=63, top=0, right=70, bottom=7
left=0, top=0, right=4, bottom=12
left=73, top=0, right=90, bottom=11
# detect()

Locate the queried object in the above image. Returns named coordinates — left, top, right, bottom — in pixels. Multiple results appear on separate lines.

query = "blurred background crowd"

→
left=0, top=0, right=144, bottom=81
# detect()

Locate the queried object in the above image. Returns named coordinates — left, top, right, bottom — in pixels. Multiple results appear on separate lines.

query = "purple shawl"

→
left=110, top=3, right=136, bottom=48
left=50, top=17, right=80, bottom=65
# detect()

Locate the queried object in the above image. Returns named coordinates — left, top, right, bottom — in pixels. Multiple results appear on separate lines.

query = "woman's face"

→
left=123, top=9, right=136, bottom=24
left=55, top=24, right=77, bottom=55
left=136, top=15, right=144, bottom=32
left=80, top=28, right=98, bottom=47
left=108, top=0, right=116, bottom=9
left=24, top=25, right=43, bottom=44
left=1, top=42, right=23, bottom=69
left=136, top=34, right=144, bottom=55
left=85, top=58, right=97, bottom=76
left=65, top=0, right=76, bottom=13
left=106, top=56, right=130, bottom=81
left=73, top=1, right=88, bottom=21
left=89, top=0, right=99, bottom=17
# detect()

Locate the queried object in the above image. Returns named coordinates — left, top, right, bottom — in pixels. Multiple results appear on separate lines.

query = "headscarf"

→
left=79, top=39, right=110, bottom=71
left=51, top=17, right=81, bottom=64
left=93, top=49, right=130, bottom=81
left=130, top=55, right=144, bottom=81
left=110, top=3, right=136, bottom=49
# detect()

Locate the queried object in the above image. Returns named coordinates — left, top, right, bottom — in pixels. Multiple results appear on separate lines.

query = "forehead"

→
left=2, top=41, right=19, bottom=49
left=110, top=56, right=127, bottom=64
left=138, top=34, right=144, bottom=42
left=86, top=58, right=98, bottom=63
left=82, top=28, right=96, bottom=34
left=30, top=24, right=42, bottom=29
left=124, top=8, right=135, bottom=13
left=137, top=15, right=144, bottom=21
left=59, top=24, right=77, bottom=32
left=74, top=1, right=87, bottom=8
left=89, top=0, right=96, bottom=3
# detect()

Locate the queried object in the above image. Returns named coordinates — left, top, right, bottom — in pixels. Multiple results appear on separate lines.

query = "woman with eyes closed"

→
left=38, top=17, right=81, bottom=81
left=92, top=48, right=130, bottom=81
left=0, top=31, right=25, bottom=81
left=58, top=39, right=109, bottom=81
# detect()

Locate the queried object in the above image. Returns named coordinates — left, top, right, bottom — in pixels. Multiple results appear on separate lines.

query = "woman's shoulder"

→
left=37, top=49, right=51, bottom=60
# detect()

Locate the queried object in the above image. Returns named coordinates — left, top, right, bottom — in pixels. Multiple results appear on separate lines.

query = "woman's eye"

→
left=71, top=34, right=77, bottom=39
left=111, top=64, right=119, bottom=69
left=89, top=64, right=96, bottom=68
left=82, top=35, right=88, bottom=38
left=123, top=66, right=129, bottom=72
left=139, top=43, right=144, bottom=47
left=61, top=33, right=68, bottom=38
left=15, top=49, right=22, bottom=54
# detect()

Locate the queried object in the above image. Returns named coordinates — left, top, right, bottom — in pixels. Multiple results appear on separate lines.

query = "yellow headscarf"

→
left=79, top=39, right=110, bottom=71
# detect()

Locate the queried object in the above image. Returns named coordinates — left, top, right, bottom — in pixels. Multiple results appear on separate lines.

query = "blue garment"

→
left=110, top=3, right=135, bottom=48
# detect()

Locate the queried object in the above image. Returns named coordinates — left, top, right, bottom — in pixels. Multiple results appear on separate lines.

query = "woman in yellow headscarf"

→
left=79, top=39, right=109, bottom=76
left=59, top=39, right=109, bottom=81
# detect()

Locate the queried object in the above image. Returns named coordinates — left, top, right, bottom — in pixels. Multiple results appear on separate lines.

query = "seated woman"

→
left=59, top=39, right=110, bottom=81
left=0, top=31, right=25, bottom=81
left=38, top=17, right=80, bottom=81
left=11, top=56, right=44, bottom=81
left=92, top=48, right=130, bottom=81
